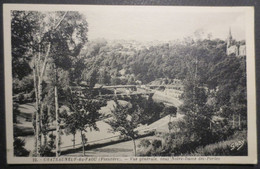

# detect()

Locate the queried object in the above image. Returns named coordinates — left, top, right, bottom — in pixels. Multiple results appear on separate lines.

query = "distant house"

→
left=226, top=28, right=246, bottom=57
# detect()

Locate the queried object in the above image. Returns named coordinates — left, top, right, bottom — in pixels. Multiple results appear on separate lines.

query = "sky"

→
left=80, top=6, right=246, bottom=42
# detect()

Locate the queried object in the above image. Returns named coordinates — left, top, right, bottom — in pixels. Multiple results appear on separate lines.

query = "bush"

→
left=13, top=102, right=21, bottom=123
left=152, top=140, right=162, bottom=149
left=32, top=133, right=56, bottom=157
left=138, top=139, right=151, bottom=148
left=209, top=119, right=235, bottom=142
left=14, top=137, right=30, bottom=156
left=187, top=130, right=248, bottom=156
left=138, top=139, right=163, bottom=156
left=39, top=145, right=54, bottom=157
left=138, top=128, right=247, bottom=156
left=189, top=139, right=247, bottom=156
left=229, top=129, right=247, bottom=140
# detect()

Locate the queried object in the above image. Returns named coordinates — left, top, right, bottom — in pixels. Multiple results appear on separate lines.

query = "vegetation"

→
left=61, top=88, right=106, bottom=156
left=186, top=130, right=247, bottom=156
left=106, top=98, right=145, bottom=156
left=14, top=137, right=30, bottom=156
left=105, top=95, right=166, bottom=156
left=12, top=11, right=88, bottom=156
left=138, top=138, right=163, bottom=156
left=137, top=38, right=247, bottom=156
left=12, top=10, right=246, bottom=157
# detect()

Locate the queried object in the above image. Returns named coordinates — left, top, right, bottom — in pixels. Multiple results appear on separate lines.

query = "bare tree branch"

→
left=54, top=11, right=68, bottom=30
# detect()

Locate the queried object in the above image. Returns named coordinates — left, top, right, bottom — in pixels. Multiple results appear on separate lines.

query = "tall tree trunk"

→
left=55, top=70, right=60, bottom=157
left=40, top=104, right=44, bottom=146
left=37, top=75, right=43, bottom=155
left=72, top=133, right=75, bottom=149
left=80, top=130, right=85, bottom=156
left=168, top=115, right=172, bottom=133
left=31, top=12, right=67, bottom=156
left=33, top=61, right=39, bottom=156
left=43, top=106, right=48, bottom=147
left=44, top=132, right=47, bottom=147
left=132, top=138, right=137, bottom=156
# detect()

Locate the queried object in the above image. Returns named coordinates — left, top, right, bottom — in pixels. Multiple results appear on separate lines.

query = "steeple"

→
left=227, top=27, right=232, bottom=47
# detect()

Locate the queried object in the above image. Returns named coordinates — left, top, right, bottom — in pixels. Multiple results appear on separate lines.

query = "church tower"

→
left=227, top=27, right=232, bottom=48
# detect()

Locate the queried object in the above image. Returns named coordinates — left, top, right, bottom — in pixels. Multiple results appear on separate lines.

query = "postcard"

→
left=3, top=4, right=257, bottom=164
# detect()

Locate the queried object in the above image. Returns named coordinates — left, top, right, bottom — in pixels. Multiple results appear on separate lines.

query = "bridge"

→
left=70, top=84, right=183, bottom=99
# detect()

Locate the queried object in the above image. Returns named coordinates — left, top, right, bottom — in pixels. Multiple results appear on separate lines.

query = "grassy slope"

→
left=188, top=130, right=248, bottom=156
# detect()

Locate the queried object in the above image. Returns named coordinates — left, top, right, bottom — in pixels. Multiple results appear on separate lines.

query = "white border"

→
left=3, top=4, right=257, bottom=164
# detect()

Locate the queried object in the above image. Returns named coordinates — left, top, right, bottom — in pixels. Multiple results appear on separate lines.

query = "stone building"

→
left=226, top=28, right=246, bottom=57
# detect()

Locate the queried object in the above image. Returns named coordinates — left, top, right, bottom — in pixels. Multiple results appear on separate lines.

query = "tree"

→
left=135, top=95, right=165, bottom=125
left=82, top=68, right=98, bottom=88
left=11, top=11, right=47, bottom=156
left=61, top=88, right=106, bottom=156
left=14, top=137, right=30, bottom=156
left=11, top=11, right=88, bottom=156
left=106, top=98, right=145, bottom=156
left=163, top=106, right=177, bottom=133
left=213, top=57, right=247, bottom=130
left=229, top=85, right=247, bottom=129
left=11, top=11, right=38, bottom=80
left=177, top=39, right=215, bottom=146
left=111, top=77, right=121, bottom=85
left=44, top=11, right=88, bottom=156
left=98, top=69, right=111, bottom=85
left=42, top=65, right=71, bottom=156
left=180, top=84, right=214, bottom=145
left=127, top=76, right=135, bottom=85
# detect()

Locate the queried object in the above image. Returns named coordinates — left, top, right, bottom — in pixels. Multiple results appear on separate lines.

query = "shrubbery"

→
left=138, top=139, right=163, bottom=156
left=138, top=130, right=247, bottom=156
left=14, top=137, right=30, bottom=156
left=189, top=131, right=247, bottom=156
left=32, top=133, right=56, bottom=157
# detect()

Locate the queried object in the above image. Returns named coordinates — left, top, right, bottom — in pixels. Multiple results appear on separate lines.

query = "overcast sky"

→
left=80, top=6, right=246, bottom=42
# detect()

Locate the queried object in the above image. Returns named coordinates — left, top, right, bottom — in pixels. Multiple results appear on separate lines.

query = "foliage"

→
left=13, top=102, right=20, bottom=123
left=13, top=75, right=34, bottom=95
left=123, top=95, right=165, bottom=125
left=136, top=37, right=246, bottom=156
left=189, top=138, right=247, bottom=156
left=37, top=133, right=56, bottom=156
left=12, top=16, right=248, bottom=157
left=77, top=39, right=227, bottom=85
left=162, top=106, right=177, bottom=118
left=11, top=10, right=89, bottom=156
left=139, top=130, right=247, bottom=156
left=106, top=97, right=152, bottom=156
left=138, top=139, right=163, bottom=156
left=61, top=87, right=106, bottom=155
left=14, top=137, right=30, bottom=156
left=106, top=98, right=143, bottom=139
left=62, top=88, right=106, bottom=134
left=11, top=11, right=38, bottom=79
left=98, top=69, right=111, bottom=85
left=179, top=80, right=214, bottom=145
left=138, top=139, right=151, bottom=148
left=82, top=68, right=98, bottom=88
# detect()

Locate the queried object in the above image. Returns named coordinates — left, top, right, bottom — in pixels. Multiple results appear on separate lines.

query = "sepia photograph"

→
left=3, top=4, right=257, bottom=164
